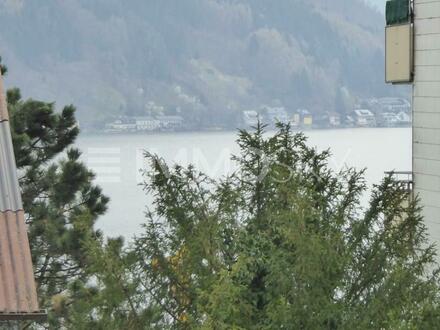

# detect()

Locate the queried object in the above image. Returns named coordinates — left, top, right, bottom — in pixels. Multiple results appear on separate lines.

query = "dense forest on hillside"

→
left=0, top=0, right=403, bottom=128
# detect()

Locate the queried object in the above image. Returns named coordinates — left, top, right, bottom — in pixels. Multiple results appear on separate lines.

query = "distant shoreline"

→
left=80, top=125, right=411, bottom=137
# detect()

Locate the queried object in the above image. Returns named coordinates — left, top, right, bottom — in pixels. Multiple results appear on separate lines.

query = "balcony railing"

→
left=384, top=171, right=413, bottom=196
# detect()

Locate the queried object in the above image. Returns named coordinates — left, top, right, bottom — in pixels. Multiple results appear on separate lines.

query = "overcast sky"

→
left=368, top=0, right=385, bottom=12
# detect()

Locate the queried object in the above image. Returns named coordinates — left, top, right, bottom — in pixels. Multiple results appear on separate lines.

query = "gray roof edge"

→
left=0, top=120, right=23, bottom=211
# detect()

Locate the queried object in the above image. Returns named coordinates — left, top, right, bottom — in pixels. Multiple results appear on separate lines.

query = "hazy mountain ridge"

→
left=0, top=0, right=399, bottom=127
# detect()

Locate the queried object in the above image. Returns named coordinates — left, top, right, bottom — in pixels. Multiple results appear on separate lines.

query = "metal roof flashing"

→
left=0, top=121, right=22, bottom=212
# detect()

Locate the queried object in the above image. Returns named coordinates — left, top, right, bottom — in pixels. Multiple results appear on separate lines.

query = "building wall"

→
left=413, top=0, right=440, bottom=244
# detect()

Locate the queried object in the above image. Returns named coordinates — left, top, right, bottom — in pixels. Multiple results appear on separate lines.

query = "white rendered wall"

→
left=413, top=0, right=440, bottom=243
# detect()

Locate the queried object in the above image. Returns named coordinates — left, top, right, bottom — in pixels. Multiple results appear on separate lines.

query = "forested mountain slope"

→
left=0, top=0, right=399, bottom=127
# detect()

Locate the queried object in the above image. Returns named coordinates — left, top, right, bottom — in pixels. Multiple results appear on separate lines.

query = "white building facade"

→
left=413, top=0, right=440, bottom=244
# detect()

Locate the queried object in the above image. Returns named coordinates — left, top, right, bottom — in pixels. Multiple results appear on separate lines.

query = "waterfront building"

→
left=135, top=116, right=160, bottom=131
left=353, top=109, right=376, bottom=127
left=156, top=115, right=184, bottom=130
left=296, top=109, right=313, bottom=128
left=263, top=106, right=290, bottom=126
left=105, top=117, right=137, bottom=132
left=377, top=112, right=399, bottom=127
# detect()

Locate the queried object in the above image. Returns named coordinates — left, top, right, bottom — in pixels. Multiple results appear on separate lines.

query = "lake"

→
left=76, top=128, right=411, bottom=238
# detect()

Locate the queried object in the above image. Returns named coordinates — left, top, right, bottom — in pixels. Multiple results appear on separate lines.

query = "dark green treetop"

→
left=132, top=122, right=440, bottom=329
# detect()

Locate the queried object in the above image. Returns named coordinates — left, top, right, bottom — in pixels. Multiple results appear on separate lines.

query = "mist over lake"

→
left=76, top=127, right=411, bottom=238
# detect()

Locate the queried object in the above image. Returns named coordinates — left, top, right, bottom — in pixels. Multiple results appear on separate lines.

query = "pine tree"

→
left=1, top=59, right=109, bottom=328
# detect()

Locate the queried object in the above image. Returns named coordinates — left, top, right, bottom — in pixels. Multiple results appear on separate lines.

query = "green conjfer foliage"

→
left=132, top=122, right=440, bottom=329
left=1, top=59, right=109, bottom=329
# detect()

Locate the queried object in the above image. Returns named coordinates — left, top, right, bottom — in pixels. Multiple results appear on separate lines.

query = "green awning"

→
left=386, top=0, right=410, bottom=26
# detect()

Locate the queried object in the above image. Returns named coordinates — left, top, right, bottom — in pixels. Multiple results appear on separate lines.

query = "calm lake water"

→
left=76, top=128, right=411, bottom=238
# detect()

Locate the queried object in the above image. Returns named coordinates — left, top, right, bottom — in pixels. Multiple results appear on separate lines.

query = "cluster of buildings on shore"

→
left=243, top=97, right=411, bottom=129
left=103, top=97, right=411, bottom=133
left=104, top=115, right=185, bottom=133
